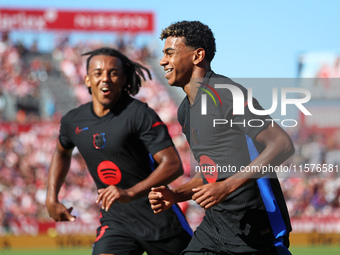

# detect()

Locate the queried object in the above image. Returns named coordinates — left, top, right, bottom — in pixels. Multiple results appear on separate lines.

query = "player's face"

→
left=160, top=36, right=196, bottom=87
left=85, top=55, right=126, bottom=111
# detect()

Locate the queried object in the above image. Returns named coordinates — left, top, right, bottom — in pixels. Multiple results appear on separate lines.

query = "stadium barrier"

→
left=0, top=235, right=95, bottom=249
left=1, top=218, right=340, bottom=249
left=291, top=233, right=340, bottom=246
left=1, top=233, right=340, bottom=250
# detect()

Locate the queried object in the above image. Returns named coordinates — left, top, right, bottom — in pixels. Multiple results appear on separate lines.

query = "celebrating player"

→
left=46, top=47, right=192, bottom=255
left=149, top=21, right=295, bottom=255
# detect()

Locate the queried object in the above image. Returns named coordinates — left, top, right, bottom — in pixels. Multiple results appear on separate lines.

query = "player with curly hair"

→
left=149, top=21, right=294, bottom=255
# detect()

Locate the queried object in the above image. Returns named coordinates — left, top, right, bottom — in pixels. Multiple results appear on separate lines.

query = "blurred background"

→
left=0, top=0, right=340, bottom=254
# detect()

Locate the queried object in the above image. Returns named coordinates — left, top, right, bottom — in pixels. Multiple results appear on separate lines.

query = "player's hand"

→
left=148, top=186, right=175, bottom=214
left=192, top=181, right=230, bottom=209
left=46, top=201, right=76, bottom=222
left=96, top=186, right=132, bottom=211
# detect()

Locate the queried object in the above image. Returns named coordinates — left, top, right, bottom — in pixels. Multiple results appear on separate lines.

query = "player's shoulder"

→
left=209, top=71, right=244, bottom=88
left=118, top=92, right=146, bottom=109
left=208, top=70, right=232, bottom=81
left=118, top=94, right=160, bottom=126
left=126, top=95, right=154, bottom=114
left=62, top=102, right=92, bottom=121
left=129, top=96, right=148, bottom=108
left=208, top=70, right=247, bottom=97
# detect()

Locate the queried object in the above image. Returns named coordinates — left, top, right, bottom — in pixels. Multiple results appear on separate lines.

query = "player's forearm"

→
left=46, top=168, right=70, bottom=203
left=127, top=151, right=183, bottom=199
left=225, top=129, right=295, bottom=193
left=172, top=173, right=203, bottom=202
left=46, top=144, right=72, bottom=203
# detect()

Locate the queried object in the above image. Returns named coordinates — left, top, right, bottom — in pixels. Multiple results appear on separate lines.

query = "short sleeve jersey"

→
left=178, top=71, right=292, bottom=251
left=59, top=92, right=187, bottom=240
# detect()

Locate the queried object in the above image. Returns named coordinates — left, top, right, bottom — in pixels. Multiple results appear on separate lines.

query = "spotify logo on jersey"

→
left=97, top=161, right=122, bottom=185
left=199, top=155, right=218, bottom=183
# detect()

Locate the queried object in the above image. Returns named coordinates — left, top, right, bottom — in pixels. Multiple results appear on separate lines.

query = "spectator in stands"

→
left=1, top=31, right=340, bottom=238
left=0, top=88, right=7, bottom=120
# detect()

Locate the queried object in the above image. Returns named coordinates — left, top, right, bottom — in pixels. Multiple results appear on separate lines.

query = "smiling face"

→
left=160, top=36, right=196, bottom=88
left=85, top=55, right=126, bottom=116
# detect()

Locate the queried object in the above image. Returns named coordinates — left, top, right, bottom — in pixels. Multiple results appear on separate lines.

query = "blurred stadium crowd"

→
left=0, top=31, right=340, bottom=235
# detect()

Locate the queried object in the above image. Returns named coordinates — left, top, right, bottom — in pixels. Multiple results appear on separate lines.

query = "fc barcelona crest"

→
left=93, top=133, right=106, bottom=149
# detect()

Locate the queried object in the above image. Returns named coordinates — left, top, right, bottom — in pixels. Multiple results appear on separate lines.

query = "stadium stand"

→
left=0, top=31, right=339, bottom=237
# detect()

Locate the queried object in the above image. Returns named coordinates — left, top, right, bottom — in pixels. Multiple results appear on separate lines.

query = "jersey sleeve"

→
left=59, top=114, right=75, bottom=150
left=237, top=96, right=272, bottom=139
left=134, top=103, right=174, bottom=156
left=222, top=85, right=272, bottom=140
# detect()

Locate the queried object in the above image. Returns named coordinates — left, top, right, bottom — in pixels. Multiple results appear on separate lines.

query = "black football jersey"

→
left=59, top=92, right=191, bottom=240
left=177, top=71, right=291, bottom=251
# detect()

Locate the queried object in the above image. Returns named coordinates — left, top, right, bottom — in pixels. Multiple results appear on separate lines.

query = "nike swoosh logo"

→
left=151, top=121, right=165, bottom=128
left=75, top=127, right=89, bottom=134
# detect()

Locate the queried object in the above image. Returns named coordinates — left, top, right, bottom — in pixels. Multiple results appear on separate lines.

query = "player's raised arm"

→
left=46, top=140, right=76, bottom=222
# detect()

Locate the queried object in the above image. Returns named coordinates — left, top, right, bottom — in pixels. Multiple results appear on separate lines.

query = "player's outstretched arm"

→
left=149, top=173, right=203, bottom=214
left=192, top=122, right=295, bottom=210
left=97, top=145, right=184, bottom=211
left=46, top=141, right=76, bottom=222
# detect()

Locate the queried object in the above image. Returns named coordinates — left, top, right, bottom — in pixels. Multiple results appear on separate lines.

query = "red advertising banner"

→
left=0, top=8, right=154, bottom=32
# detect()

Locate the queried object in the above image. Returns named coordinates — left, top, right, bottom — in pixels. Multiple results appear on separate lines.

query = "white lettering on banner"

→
left=0, top=9, right=153, bottom=32
left=74, top=14, right=149, bottom=29
left=0, top=12, right=46, bottom=30
left=56, top=222, right=97, bottom=235
left=74, top=15, right=91, bottom=28
left=291, top=218, right=340, bottom=233
left=94, top=15, right=106, bottom=27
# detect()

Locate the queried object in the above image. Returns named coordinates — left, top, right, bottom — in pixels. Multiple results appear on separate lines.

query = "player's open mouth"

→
left=101, top=87, right=111, bottom=95
left=165, top=68, right=173, bottom=78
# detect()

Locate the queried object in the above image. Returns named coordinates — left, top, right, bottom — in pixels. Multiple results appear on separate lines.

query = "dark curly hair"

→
left=160, top=21, right=216, bottom=62
left=82, top=47, right=152, bottom=96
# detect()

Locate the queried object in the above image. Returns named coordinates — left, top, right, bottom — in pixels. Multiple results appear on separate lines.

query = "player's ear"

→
left=193, top=48, right=205, bottom=65
left=85, top=75, right=91, bottom=88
